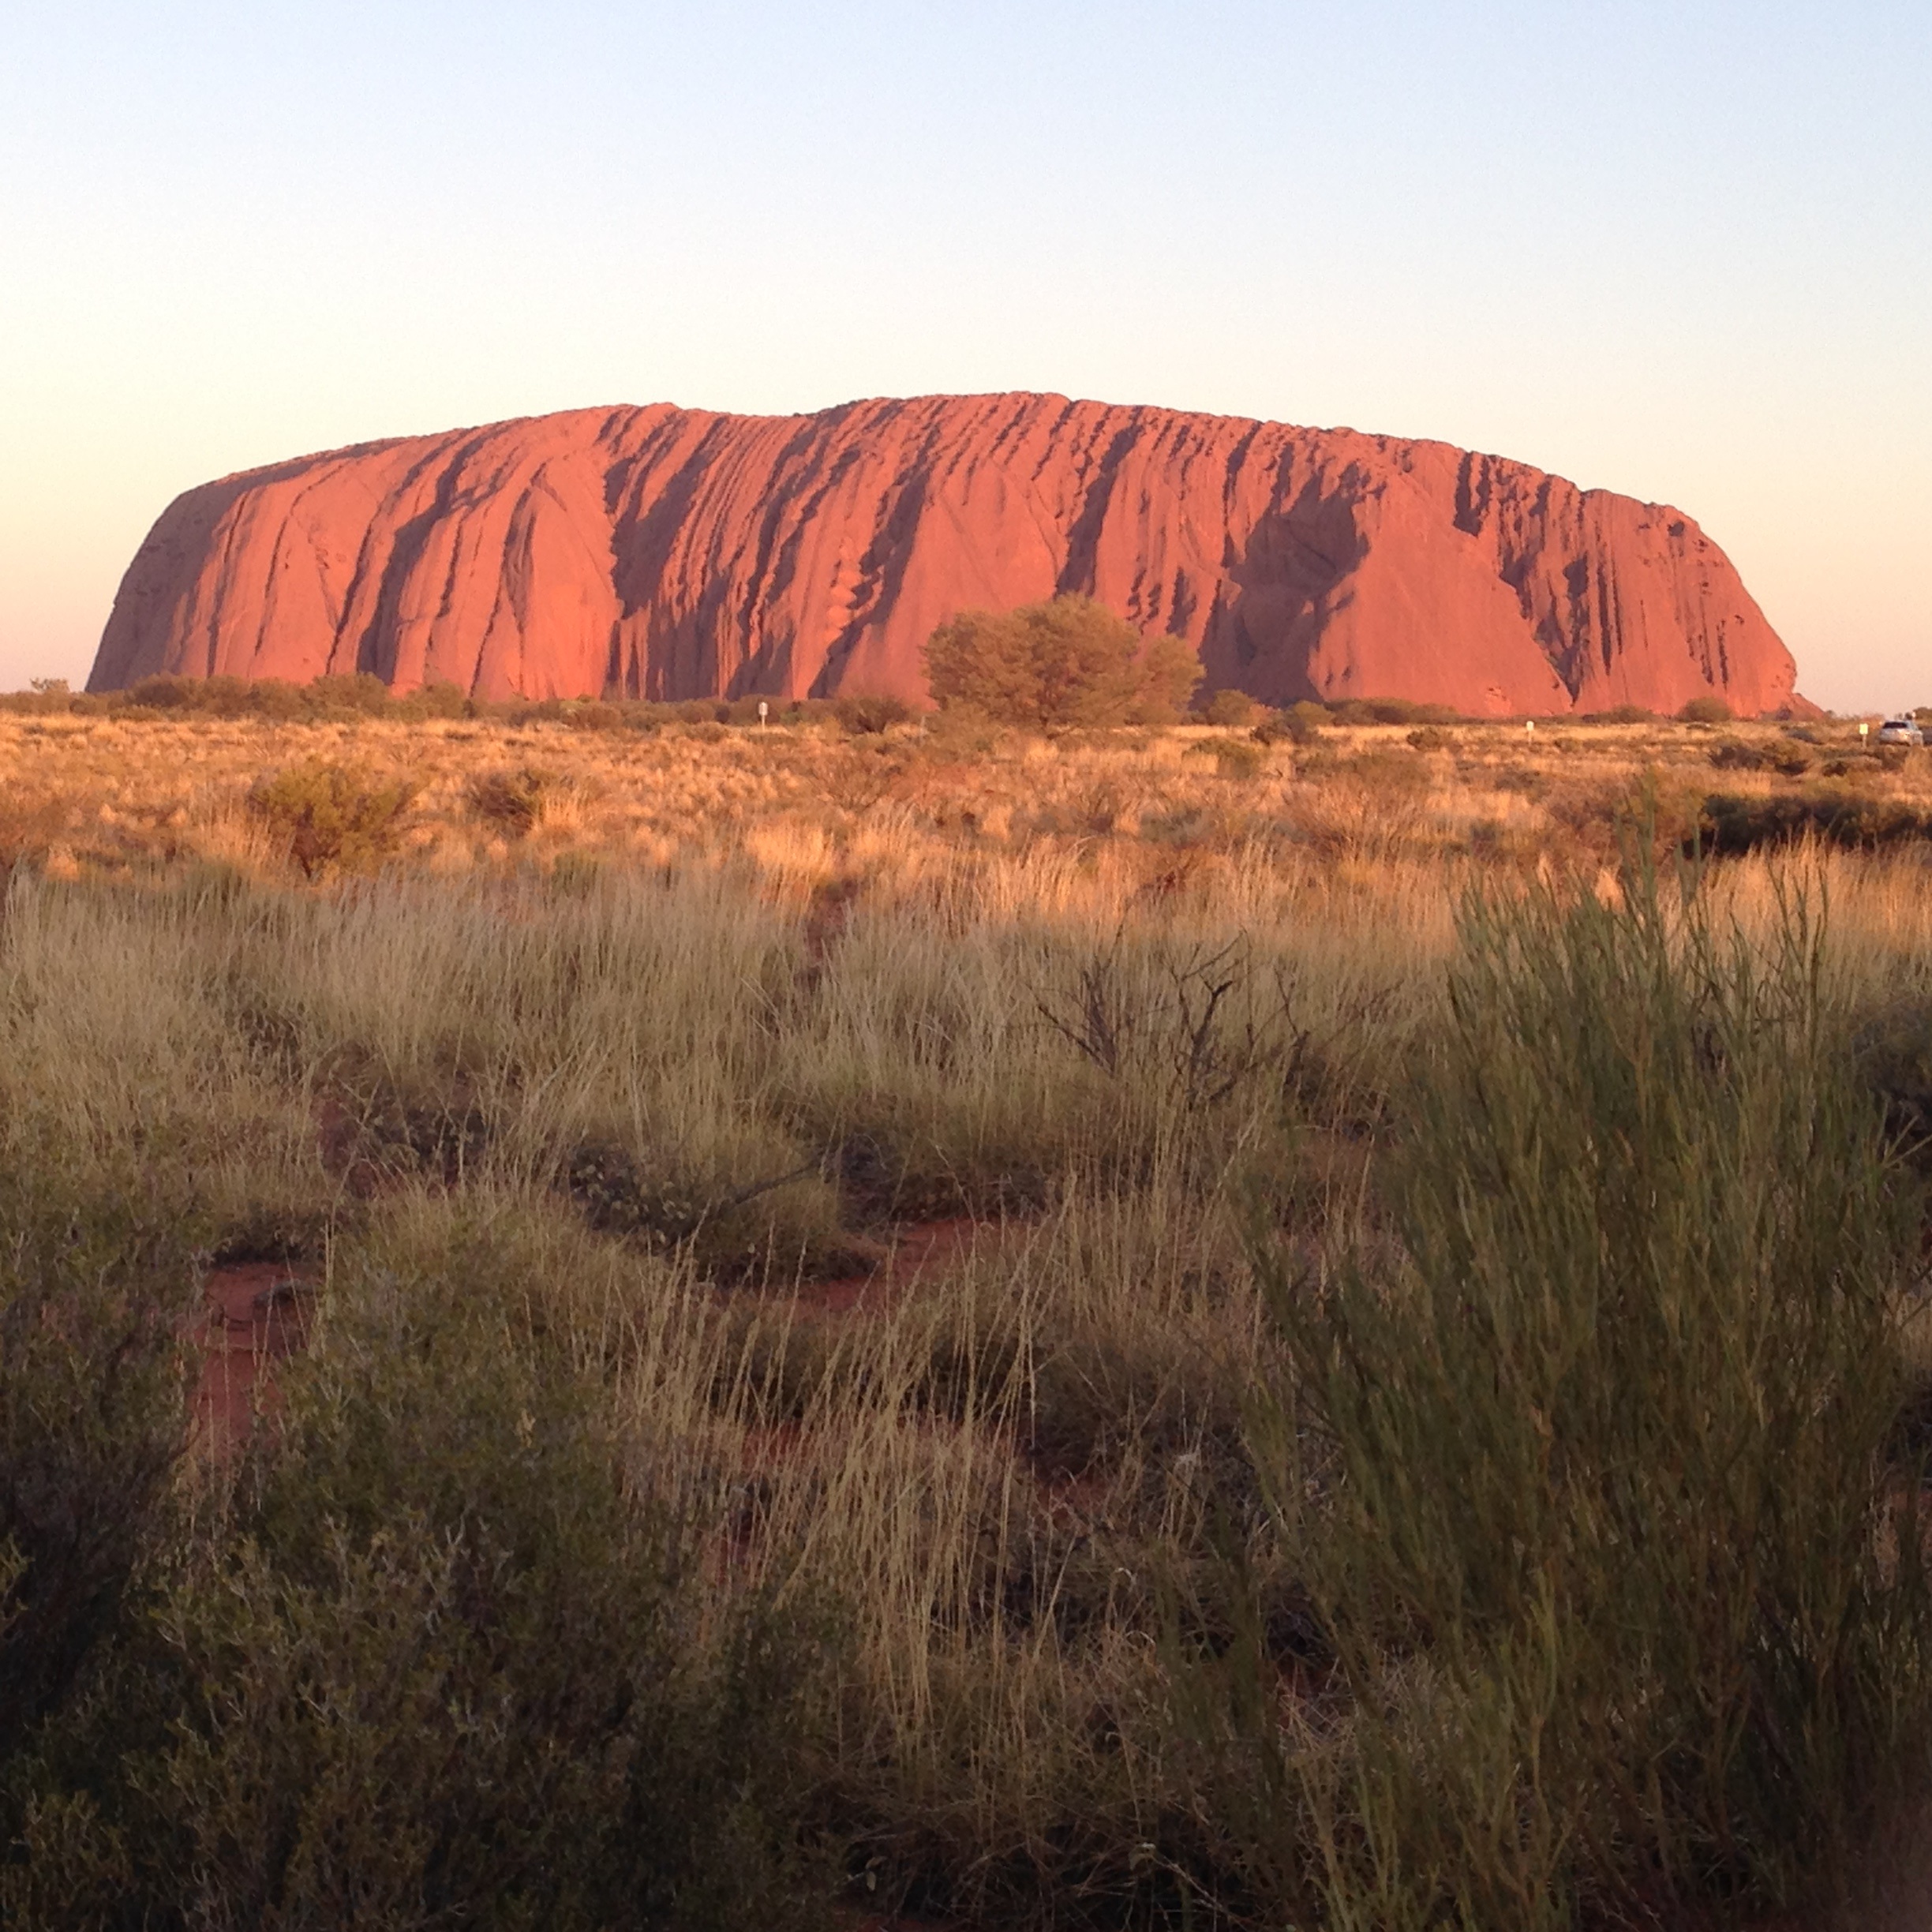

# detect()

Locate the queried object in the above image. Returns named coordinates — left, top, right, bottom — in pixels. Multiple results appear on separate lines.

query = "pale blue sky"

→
left=2, top=1, right=1925, bottom=707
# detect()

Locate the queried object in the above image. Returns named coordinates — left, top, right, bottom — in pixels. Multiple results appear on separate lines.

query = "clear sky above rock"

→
left=1, top=0, right=1924, bottom=710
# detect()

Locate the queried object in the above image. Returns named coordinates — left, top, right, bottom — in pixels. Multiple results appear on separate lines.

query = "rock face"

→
left=89, top=394, right=1799, bottom=716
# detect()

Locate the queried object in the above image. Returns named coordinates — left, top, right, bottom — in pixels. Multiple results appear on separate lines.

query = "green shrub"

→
left=1329, top=746, right=1431, bottom=795
left=562, top=1138, right=847, bottom=1279
left=303, top=672, right=393, bottom=717
left=1699, top=789, right=1932, bottom=854
left=1197, top=688, right=1261, bottom=728
left=1708, top=736, right=1810, bottom=775
left=0, top=1188, right=195, bottom=1744
left=1253, top=700, right=1331, bottom=747
left=1541, top=769, right=1709, bottom=859
left=1856, top=999, right=1932, bottom=1173
left=833, top=693, right=915, bottom=735
left=922, top=595, right=1200, bottom=729
left=73, top=672, right=424, bottom=724
left=1678, top=693, right=1735, bottom=724
left=1182, top=736, right=1265, bottom=781
left=466, top=766, right=551, bottom=837
left=321, top=1053, right=494, bottom=1189
left=1231, top=861, right=1930, bottom=1926
left=248, top=761, right=418, bottom=878
left=399, top=680, right=470, bottom=719
left=5, top=1234, right=833, bottom=1931
left=1327, top=697, right=1458, bottom=727
left=114, top=672, right=396, bottom=722
left=119, top=674, right=199, bottom=711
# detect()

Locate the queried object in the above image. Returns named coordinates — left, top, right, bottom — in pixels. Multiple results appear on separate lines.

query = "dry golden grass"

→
left=6, top=706, right=1929, bottom=914
left=2, top=706, right=1929, bottom=1928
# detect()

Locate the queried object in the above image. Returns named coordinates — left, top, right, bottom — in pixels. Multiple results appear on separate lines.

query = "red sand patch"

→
left=193, top=1261, right=316, bottom=1450
left=188, top=1215, right=1017, bottom=1455
left=799, top=1216, right=1025, bottom=1316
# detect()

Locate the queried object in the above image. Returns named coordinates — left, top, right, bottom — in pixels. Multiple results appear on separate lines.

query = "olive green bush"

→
left=1679, top=694, right=1735, bottom=723
left=1708, top=736, right=1812, bottom=776
left=1196, top=688, right=1260, bottom=728
left=0, top=1181, right=196, bottom=1744
left=922, top=595, right=1200, bottom=728
left=1325, top=698, right=1457, bottom=727
left=1226, top=861, right=1932, bottom=1928
left=465, top=766, right=552, bottom=836
left=1700, top=787, right=1932, bottom=853
left=1182, top=736, right=1266, bottom=781
left=2, top=1223, right=832, bottom=1932
left=833, top=692, right=915, bottom=735
left=248, top=761, right=418, bottom=879
left=1252, top=700, right=1331, bottom=747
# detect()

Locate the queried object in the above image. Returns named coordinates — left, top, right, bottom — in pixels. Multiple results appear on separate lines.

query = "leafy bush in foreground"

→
left=0, top=1185, right=195, bottom=1743
left=2, top=1230, right=831, bottom=1932
left=1229, top=862, right=1930, bottom=1927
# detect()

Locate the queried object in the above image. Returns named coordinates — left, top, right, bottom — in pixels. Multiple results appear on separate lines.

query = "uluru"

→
left=87, top=393, right=1799, bottom=717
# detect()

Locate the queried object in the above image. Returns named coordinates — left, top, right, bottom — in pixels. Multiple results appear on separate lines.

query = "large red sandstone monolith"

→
left=88, top=394, right=1799, bottom=717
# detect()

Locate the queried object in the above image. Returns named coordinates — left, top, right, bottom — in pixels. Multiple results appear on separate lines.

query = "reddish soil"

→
left=797, top=1215, right=1024, bottom=1316
left=192, top=1260, right=316, bottom=1449
left=185, top=1216, right=1011, bottom=1451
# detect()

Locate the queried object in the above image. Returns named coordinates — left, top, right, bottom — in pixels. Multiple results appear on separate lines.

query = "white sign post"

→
left=758, top=700, right=769, bottom=728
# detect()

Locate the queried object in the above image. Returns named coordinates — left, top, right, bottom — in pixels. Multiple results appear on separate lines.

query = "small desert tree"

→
left=922, top=595, right=1200, bottom=729
left=249, top=760, right=417, bottom=879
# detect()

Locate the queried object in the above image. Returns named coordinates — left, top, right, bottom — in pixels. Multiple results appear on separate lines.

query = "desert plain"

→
left=2, top=689, right=1930, bottom=1930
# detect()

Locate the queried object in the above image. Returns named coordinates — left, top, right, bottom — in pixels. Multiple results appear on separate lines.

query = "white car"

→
left=1875, top=717, right=1925, bottom=747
